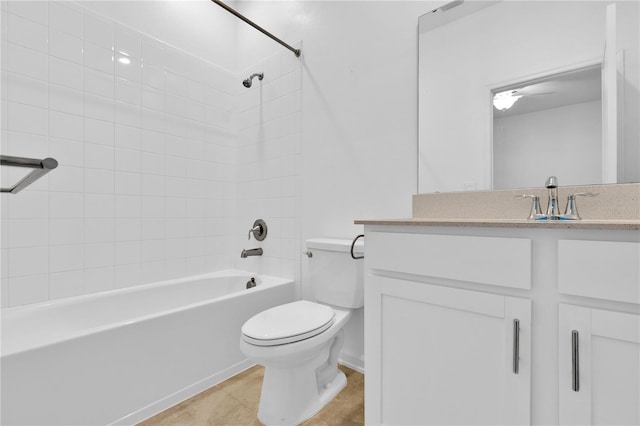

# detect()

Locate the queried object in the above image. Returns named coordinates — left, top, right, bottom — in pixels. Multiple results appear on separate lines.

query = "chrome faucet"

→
left=516, top=177, right=599, bottom=220
left=545, top=176, right=560, bottom=219
left=240, top=248, right=263, bottom=258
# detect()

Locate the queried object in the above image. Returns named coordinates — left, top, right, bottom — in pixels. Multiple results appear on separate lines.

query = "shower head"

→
left=242, top=72, right=264, bottom=88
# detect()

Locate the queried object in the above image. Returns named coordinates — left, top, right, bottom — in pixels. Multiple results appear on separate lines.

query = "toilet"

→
left=240, top=238, right=364, bottom=426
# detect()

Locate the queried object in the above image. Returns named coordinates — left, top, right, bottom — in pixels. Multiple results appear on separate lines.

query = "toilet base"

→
left=258, top=369, right=346, bottom=426
left=254, top=328, right=347, bottom=426
left=298, top=370, right=347, bottom=423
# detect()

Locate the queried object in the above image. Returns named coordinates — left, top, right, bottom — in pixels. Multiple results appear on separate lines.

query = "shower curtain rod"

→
left=211, top=0, right=301, bottom=57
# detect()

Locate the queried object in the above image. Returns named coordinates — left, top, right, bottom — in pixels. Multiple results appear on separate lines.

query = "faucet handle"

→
left=247, top=219, right=268, bottom=241
left=515, top=194, right=543, bottom=220
left=563, top=192, right=599, bottom=220
left=247, top=225, right=260, bottom=240
left=569, top=192, right=599, bottom=198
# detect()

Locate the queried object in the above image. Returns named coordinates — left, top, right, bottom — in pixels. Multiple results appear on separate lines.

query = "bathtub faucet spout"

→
left=241, top=248, right=263, bottom=258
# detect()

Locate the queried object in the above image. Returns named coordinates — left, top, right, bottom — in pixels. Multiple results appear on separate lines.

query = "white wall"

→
left=1, top=1, right=237, bottom=307
left=493, top=100, right=602, bottom=189
left=235, top=1, right=428, bottom=370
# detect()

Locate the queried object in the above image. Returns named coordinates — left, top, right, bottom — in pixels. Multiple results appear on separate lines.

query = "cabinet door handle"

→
left=572, top=330, right=580, bottom=392
left=513, top=319, right=520, bottom=374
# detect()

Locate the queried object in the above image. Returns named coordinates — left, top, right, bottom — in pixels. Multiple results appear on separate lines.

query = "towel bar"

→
left=0, top=155, right=58, bottom=194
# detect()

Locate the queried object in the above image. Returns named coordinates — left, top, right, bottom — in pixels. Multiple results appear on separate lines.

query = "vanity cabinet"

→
left=363, top=225, right=639, bottom=426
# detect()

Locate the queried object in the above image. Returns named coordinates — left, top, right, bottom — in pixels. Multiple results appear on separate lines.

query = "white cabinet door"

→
left=365, top=275, right=531, bottom=425
left=559, top=304, right=640, bottom=425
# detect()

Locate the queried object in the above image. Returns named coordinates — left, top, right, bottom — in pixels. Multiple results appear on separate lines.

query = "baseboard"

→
left=109, top=359, right=255, bottom=426
left=339, top=353, right=364, bottom=374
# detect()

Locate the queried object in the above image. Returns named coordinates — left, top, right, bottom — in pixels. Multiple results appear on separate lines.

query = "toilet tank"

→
left=305, top=238, right=364, bottom=309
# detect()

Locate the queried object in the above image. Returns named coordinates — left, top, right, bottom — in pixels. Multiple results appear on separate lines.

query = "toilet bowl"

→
left=239, top=238, right=364, bottom=426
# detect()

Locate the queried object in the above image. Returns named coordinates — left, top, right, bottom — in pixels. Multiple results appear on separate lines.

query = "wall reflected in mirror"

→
left=418, top=1, right=639, bottom=194
left=493, top=65, right=602, bottom=189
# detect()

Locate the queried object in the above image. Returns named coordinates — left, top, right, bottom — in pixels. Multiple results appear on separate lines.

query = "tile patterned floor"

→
left=138, top=365, right=364, bottom=426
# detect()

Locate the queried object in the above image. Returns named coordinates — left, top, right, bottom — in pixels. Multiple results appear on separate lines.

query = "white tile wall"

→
left=1, top=2, right=238, bottom=308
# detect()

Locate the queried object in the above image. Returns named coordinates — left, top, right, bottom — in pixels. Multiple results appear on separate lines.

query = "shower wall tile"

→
left=7, top=273, right=49, bottom=306
left=49, top=192, right=83, bottom=218
left=49, top=110, right=83, bottom=141
left=1, top=3, right=243, bottom=308
left=115, top=24, right=141, bottom=58
left=49, top=57, right=84, bottom=90
left=49, top=270, right=84, bottom=300
left=48, top=165, right=83, bottom=193
left=83, top=42, right=113, bottom=74
left=83, top=12, right=113, bottom=49
left=7, top=12, right=48, bottom=53
left=85, top=266, right=115, bottom=293
left=49, top=219, right=83, bottom=245
left=6, top=131, right=48, bottom=159
left=49, top=29, right=83, bottom=64
left=7, top=43, right=48, bottom=80
left=7, top=101, right=48, bottom=135
left=86, top=68, right=114, bottom=98
left=84, top=218, right=115, bottom=243
left=49, top=84, right=84, bottom=116
left=7, top=1, right=48, bottom=26
left=49, top=2, right=83, bottom=39
left=85, top=117, right=114, bottom=146
left=49, top=244, right=84, bottom=273
left=116, top=218, right=142, bottom=241
left=234, top=49, right=302, bottom=281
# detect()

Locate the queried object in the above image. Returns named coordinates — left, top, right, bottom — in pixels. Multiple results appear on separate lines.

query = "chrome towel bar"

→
left=0, top=155, right=58, bottom=194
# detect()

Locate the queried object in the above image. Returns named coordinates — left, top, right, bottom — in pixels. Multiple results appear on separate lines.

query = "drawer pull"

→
left=513, top=319, right=520, bottom=374
left=572, top=330, right=580, bottom=392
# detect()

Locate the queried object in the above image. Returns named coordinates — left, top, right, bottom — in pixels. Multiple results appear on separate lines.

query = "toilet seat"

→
left=242, top=300, right=335, bottom=346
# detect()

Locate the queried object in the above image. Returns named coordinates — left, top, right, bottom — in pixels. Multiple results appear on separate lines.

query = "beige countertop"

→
left=354, top=218, right=640, bottom=230
left=357, top=183, right=639, bottom=230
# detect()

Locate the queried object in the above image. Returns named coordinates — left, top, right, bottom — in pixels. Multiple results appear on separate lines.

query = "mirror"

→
left=493, top=65, right=602, bottom=189
left=418, top=0, right=639, bottom=193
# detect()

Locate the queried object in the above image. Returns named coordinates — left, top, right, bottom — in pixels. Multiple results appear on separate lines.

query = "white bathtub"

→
left=1, top=270, right=295, bottom=425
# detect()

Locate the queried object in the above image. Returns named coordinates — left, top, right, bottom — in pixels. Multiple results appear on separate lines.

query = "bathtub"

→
left=1, top=270, right=295, bottom=426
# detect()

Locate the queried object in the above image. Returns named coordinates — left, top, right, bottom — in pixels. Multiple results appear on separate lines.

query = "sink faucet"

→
left=516, top=177, right=599, bottom=220
left=241, top=248, right=263, bottom=258
left=545, top=176, right=560, bottom=219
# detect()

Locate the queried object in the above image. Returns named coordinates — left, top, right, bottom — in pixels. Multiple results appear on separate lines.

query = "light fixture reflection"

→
left=117, top=56, right=131, bottom=65
left=493, top=90, right=522, bottom=111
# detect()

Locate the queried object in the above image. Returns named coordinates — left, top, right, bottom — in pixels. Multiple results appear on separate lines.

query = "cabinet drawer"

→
left=558, top=240, right=640, bottom=304
left=366, top=231, right=531, bottom=289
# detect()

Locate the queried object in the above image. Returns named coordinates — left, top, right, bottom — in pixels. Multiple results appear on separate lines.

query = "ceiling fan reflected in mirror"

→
left=493, top=84, right=557, bottom=111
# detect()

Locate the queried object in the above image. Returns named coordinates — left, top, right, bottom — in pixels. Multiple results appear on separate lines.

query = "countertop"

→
left=357, top=183, right=640, bottom=230
left=354, top=218, right=640, bottom=230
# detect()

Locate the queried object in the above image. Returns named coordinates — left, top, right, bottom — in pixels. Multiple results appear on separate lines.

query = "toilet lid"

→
left=242, top=300, right=335, bottom=346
